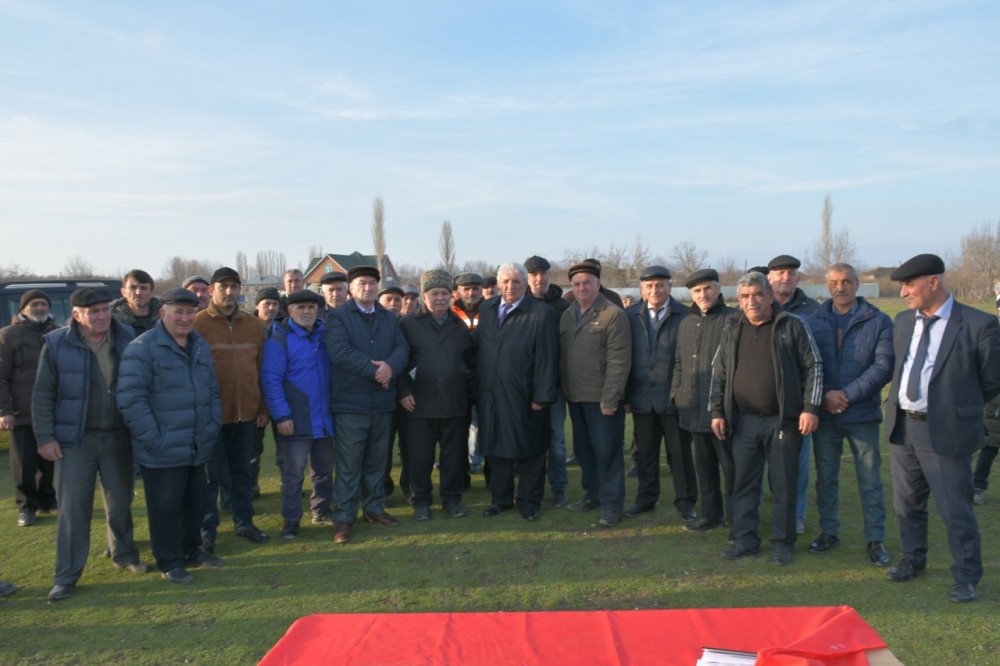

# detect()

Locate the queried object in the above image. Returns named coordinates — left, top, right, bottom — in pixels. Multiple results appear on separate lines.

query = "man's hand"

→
left=276, top=420, right=294, bottom=437
left=711, top=418, right=728, bottom=441
left=600, top=405, right=616, bottom=416
left=623, top=403, right=632, bottom=414
left=799, top=412, right=819, bottom=436
left=400, top=395, right=416, bottom=412
left=38, top=441, right=63, bottom=461
left=531, top=402, right=544, bottom=412
left=372, top=360, right=393, bottom=388
left=822, top=390, right=849, bottom=415
left=256, top=414, right=270, bottom=428
left=0, top=415, right=14, bottom=431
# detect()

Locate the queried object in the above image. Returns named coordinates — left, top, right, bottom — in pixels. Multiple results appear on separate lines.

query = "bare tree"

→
left=372, top=195, right=386, bottom=276
left=306, top=245, right=324, bottom=265
left=0, top=263, right=37, bottom=279
left=461, top=260, right=496, bottom=277
left=235, top=251, right=250, bottom=281
left=439, top=220, right=457, bottom=273
left=805, top=194, right=858, bottom=277
left=669, top=241, right=709, bottom=281
left=629, top=235, right=652, bottom=285
left=715, top=255, right=745, bottom=286
left=160, top=257, right=220, bottom=289
left=952, top=221, right=1000, bottom=300
left=255, top=250, right=286, bottom=279
left=62, top=255, right=97, bottom=278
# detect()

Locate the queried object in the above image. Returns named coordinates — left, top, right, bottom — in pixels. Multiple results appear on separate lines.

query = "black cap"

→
left=890, top=254, right=946, bottom=281
left=319, top=271, right=347, bottom=285
left=378, top=282, right=404, bottom=297
left=286, top=289, right=325, bottom=306
left=347, top=265, right=380, bottom=283
left=211, top=267, right=241, bottom=285
left=19, top=289, right=51, bottom=311
left=181, top=275, right=209, bottom=289
left=160, top=288, right=201, bottom=306
left=639, top=265, right=672, bottom=281
left=524, top=256, right=551, bottom=273
left=767, top=255, right=801, bottom=271
left=70, top=287, right=115, bottom=308
left=568, top=261, right=600, bottom=279
left=748, top=266, right=771, bottom=276
left=454, top=273, right=484, bottom=287
left=685, top=268, right=720, bottom=288
left=483, top=276, right=497, bottom=288
left=255, top=287, right=281, bottom=305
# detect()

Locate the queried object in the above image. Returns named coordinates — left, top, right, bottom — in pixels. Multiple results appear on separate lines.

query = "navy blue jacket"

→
left=117, top=322, right=221, bottom=468
left=624, top=297, right=689, bottom=414
left=261, top=318, right=334, bottom=438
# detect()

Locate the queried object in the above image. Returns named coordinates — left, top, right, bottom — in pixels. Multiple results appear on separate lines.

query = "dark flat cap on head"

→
left=378, top=282, right=404, bottom=297
left=685, top=268, right=720, bottom=288
left=483, top=276, right=497, bottom=288
left=402, top=284, right=420, bottom=296
left=255, top=287, right=280, bottom=305
left=748, top=266, right=771, bottom=276
left=286, top=289, right=324, bottom=306
left=524, top=256, right=551, bottom=273
left=347, top=265, right=380, bottom=283
left=568, top=261, right=600, bottom=279
left=640, top=265, right=672, bottom=281
left=70, top=287, right=115, bottom=308
left=767, top=255, right=801, bottom=271
left=421, top=269, right=453, bottom=293
left=182, top=275, right=209, bottom=289
left=211, top=267, right=241, bottom=284
left=319, top=271, right=347, bottom=285
left=890, top=254, right=946, bottom=281
left=160, top=288, right=201, bottom=306
left=454, top=272, right=484, bottom=287
left=19, top=289, right=51, bottom=311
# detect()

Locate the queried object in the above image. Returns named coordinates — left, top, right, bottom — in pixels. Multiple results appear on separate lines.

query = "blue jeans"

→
left=332, top=412, right=391, bottom=523
left=279, top=436, right=335, bottom=521
left=813, top=420, right=886, bottom=542
left=547, top=389, right=568, bottom=493
left=203, top=421, right=256, bottom=538
left=567, top=402, right=626, bottom=514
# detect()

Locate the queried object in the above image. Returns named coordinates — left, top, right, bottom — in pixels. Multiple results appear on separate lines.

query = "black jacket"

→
left=671, top=297, right=737, bottom=433
left=398, top=310, right=475, bottom=419
left=624, top=297, right=689, bottom=414
left=0, top=315, right=58, bottom=426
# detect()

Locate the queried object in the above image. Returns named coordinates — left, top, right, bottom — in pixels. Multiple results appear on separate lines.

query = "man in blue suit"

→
left=884, top=254, right=1000, bottom=603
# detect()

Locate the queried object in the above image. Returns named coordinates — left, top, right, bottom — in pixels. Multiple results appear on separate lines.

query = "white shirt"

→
left=898, top=295, right=954, bottom=413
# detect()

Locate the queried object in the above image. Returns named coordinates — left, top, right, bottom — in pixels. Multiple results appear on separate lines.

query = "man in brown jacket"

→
left=561, top=262, right=632, bottom=527
left=195, top=267, right=270, bottom=551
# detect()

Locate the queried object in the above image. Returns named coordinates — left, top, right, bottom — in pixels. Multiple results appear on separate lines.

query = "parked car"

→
left=0, top=279, right=123, bottom=328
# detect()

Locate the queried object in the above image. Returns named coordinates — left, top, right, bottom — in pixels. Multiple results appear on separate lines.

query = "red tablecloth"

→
left=259, top=606, right=888, bottom=665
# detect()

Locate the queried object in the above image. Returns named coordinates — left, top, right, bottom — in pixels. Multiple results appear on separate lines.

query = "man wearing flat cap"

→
left=482, top=276, right=499, bottom=300
left=623, top=266, right=696, bottom=522
left=672, top=269, right=738, bottom=533
left=319, top=272, right=349, bottom=316
left=33, top=287, right=149, bottom=601
left=451, top=273, right=485, bottom=330
left=561, top=261, right=632, bottom=526
left=182, top=276, right=211, bottom=312
left=118, top=288, right=223, bottom=585
left=883, top=254, right=1000, bottom=603
left=252, top=286, right=282, bottom=494
left=326, top=265, right=409, bottom=543
left=397, top=269, right=476, bottom=520
left=400, top=284, right=421, bottom=316
left=0, top=289, right=58, bottom=528
left=378, top=282, right=404, bottom=316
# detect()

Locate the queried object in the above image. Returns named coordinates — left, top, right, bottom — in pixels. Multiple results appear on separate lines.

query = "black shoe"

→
left=482, top=504, right=509, bottom=517
left=161, top=567, right=194, bottom=585
left=772, top=547, right=793, bottom=566
left=113, top=560, right=151, bottom=574
left=47, top=584, right=74, bottom=601
left=235, top=525, right=270, bottom=544
left=867, top=541, right=891, bottom=566
left=185, top=551, right=224, bottom=568
left=721, top=544, right=760, bottom=560
left=311, top=510, right=335, bottom=526
left=551, top=489, right=568, bottom=508
left=414, top=505, right=432, bottom=521
left=567, top=498, right=598, bottom=512
left=201, top=534, right=216, bottom=555
left=949, top=582, right=976, bottom=603
left=623, top=503, right=653, bottom=517
left=521, top=509, right=540, bottom=521
left=251, top=484, right=261, bottom=498
left=17, top=511, right=36, bottom=527
left=887, top=557, right=926, bottom=582
left=625, top=464, right=638, bottom=478
left=281, top=520, right=300, bottom=539
left=684, top=517, right=723, bottom=533
left=808, top=533, right=841, bottom=554
left=679, top=507, right=698, bottom=522
left=443, top=502, right=469, bottom=518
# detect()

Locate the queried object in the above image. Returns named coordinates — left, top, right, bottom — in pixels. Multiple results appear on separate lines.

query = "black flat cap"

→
left=70, top=287, right=115, bottom=308
left=483, top=276, right=497, bottom=288
left=160, top=288, right=201, bottom=306
left=347, top=265, right=380, bottom=283
left=685, top=268, right=720, bottom=288
left=319, top=271, right=347, bottom=285
left=454, top=272, right=484, bottom=287
left=402, top=284, right=420, bottom=296
left=748, top=266, right=770, bottom=276
left=211, top=267, right=241, bottom=284
left=524, top=256, right=551, bottom=273
left=286, top=289, right=325, bottom=306
left=890, top=254, right=946, bottom=281
left=640, top=265, right=672, bottom=281
left=378, top=282, right=404, bottom=297
left=568, top=261, right=600, bottom=279
left=767, top=255, right=801, bottom=270
left=255, top=287, right=281, bottom=305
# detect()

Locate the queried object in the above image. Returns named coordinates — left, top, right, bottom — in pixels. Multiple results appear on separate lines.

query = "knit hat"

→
left=255, top=287, right=280, bottom=305
left=421, top=269, right=453, bottom=293
left=19, top=289, right=51, bottom=311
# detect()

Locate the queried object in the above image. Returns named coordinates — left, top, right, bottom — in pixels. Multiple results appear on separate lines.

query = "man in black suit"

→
left=884, top=254, right=1000, bottom=603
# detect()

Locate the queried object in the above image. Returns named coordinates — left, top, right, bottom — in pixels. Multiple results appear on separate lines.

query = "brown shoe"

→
left=333, top=521, right=353, bottom=544
left=362, top=511, right=400, bottom=527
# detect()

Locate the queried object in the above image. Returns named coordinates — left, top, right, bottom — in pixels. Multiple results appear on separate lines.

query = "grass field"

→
left=0, top=298, right=997, bottom=665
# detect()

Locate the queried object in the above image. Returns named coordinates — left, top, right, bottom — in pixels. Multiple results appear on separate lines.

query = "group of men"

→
left=1, top=251, right=996, bottom=605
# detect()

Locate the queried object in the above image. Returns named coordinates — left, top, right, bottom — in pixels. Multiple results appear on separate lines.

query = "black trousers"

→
left=407, top=416, right=468, bottom=507
left=141, top=464, right=208, bottom=573
left=10, top=425, right=56, bottom=512
left=383, top=407, right=411, bottom=497
left=632, top=411, right=696, bottom=511
left=486, top=453, right=546, bottom=513
left=691, top=430, right=734, bottom=524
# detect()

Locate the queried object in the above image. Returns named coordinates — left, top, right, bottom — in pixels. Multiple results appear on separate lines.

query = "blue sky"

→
left=2, top=0, right=999, bottom=279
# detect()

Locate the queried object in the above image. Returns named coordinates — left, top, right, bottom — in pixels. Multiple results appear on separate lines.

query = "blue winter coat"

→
left=261, top=318, right=334, bottom=438
left=117, top=322, right=222, bottom=468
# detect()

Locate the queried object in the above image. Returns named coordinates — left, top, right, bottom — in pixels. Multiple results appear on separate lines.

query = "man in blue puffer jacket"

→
left=806, top=263, right=894, bottom=566
left=118, top=288, right=222, bottom=585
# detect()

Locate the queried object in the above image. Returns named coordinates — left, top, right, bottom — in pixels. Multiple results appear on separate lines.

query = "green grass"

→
left=0, top=298, right=997, bottom=664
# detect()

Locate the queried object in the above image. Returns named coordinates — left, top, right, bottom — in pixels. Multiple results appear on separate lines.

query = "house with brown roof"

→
left=303, top=252, right=400, bottom=287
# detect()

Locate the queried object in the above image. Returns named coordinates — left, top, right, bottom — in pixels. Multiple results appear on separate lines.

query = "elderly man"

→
left=261, top=289, right=335, bottom=539
left=883, top=254, right=1000, bottom=603
left=118, top=288, right=223, bottom=584
left=181, top=276, right=211, bottom=312
left=525, top=255, right=570, bottom=507
left=710, top=271, right=822, bottom=566
left=623, top=266, right=695, bottom=522
left=806, top=263, right=894, bottom=566
left=398, top=270, right=476, bottom=520
left=672, top=269, right=737, bottom=533
left=196, top=267, right=270, bottom=550
left=378, top=283, right=404, bottom=316
left=1, top=289, right=58, bottom=527
left=401, top=284, right=421, bottom=316
left=112, top=269, right=161, bottom=334
left=562, top=262, right=632, bottom=527
left=477, top=263, right=558, bottom=520
left=279, top=268, right=305, bottom=320
left=319, top=272, right=350, bottom=315
left=451, top=273, right=484, bottom=330
left=481, top=276, right=498, bottom=300
left=326, top=265, right=409, bottom=543
left=255, top=287, right=281, bottom=335
left=33, top=288, right=149, bottom=601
